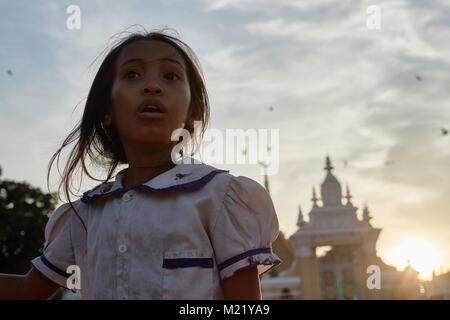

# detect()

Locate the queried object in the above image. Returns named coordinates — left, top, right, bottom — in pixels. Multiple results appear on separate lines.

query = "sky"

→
left=0, top=0, right=449, bottom=278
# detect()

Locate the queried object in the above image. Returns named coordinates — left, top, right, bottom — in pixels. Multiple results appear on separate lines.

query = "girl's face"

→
left=107, top=39, right=191, bottom=154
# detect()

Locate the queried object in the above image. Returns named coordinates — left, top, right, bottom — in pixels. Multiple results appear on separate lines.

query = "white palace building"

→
left=261, top=156, right=422, bottom=300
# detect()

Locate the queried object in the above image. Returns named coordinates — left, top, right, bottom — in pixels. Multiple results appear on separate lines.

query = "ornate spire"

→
left=406, top=259, right=412, bottom=269
left=324, top=155, right=334, bottom=173
left=264, top=174, right=270, bottom=195
left=312, top=187, right=319, bottom=207
left=258, top=161, right=270, bottom=195
left=344, top=184, right=353, bottom=205
left=363, top=202, right=372, bottom=222
left=297, top=205, right=306, bottom=227
left=321, top=155, right=342, bottom=206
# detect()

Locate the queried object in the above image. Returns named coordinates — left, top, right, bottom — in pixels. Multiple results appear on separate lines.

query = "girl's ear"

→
left=103, top=114, right=113, bottom=126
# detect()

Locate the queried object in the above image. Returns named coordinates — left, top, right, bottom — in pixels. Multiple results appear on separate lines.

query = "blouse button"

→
left=122, top=193, right=132, bottom=202
left=118, top=244, right=128, bottom=253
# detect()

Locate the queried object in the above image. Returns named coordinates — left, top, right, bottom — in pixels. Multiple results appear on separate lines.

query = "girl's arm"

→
left=222, top=266, right=262, bottom=300
left=0, top=268, right=60, bottom=300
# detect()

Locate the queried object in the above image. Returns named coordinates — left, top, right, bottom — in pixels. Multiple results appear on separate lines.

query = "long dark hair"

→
left=47, top=28, right=210, bottom=229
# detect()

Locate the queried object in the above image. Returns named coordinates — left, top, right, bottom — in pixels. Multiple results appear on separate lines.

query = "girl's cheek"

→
left=111, top=82, right=132, bottom=105
left=111, top=82, right=121, bottom=103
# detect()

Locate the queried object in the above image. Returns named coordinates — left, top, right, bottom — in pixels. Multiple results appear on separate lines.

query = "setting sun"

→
left=384, top=239, right=441, bottom=280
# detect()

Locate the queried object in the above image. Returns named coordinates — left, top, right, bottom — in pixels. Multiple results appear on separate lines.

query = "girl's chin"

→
left=131, top=132, right=174, bottom=145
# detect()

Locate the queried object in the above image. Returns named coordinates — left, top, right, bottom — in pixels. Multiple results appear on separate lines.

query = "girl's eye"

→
left=165, top=72, right=181, bottom=81
left=124, top=70, right=141, bottom=79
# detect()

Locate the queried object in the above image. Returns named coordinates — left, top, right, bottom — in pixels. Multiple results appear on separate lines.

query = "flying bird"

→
left=268, top=105, right=274, bottom=112
left=385, top=160, right=394, bottom=166
left=6, top=69, right=13, bottom=76
left=415, top=75, right=422, bottom=81
left=441, top=128, right=449, bottom=136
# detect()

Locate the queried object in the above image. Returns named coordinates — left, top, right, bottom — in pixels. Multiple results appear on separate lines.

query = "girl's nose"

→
left=143, top=82, right=163, bottom=95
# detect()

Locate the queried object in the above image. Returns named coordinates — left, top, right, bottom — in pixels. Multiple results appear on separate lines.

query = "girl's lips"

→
left=139, top=99, right=167, bottom=114
left=136, top=112, right=166, bottom=120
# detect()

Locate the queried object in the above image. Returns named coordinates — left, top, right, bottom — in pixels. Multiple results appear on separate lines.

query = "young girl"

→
left=0, top=30, right=281, bottom=300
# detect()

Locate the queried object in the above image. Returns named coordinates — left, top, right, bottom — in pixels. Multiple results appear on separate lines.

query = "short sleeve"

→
left=211, top=176, right=282, bottom=281
left=31, top=203, right=76, bottom=288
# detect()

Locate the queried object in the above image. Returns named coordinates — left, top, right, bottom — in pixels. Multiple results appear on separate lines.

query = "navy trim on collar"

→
left=81, top=169, right=229, bottom=204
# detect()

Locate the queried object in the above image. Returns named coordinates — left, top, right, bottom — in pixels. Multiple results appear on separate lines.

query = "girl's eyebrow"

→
left=120, top=57, right=185, bottom=70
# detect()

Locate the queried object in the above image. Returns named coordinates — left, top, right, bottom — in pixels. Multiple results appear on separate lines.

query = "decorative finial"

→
left=264, top=175, right=270, bottom=194
left=312, top=187, right=319, bottom=207
left=363, top=202, right=372, bottom=222
left=325, top=155, right=334, bottom=173
left=297, top=205, right=306, bottom=227
left=406, top=259, right=412, bottom=269
left=344, top=184, right=353, bottom=205
left=258, top=161, right=270, bottom=195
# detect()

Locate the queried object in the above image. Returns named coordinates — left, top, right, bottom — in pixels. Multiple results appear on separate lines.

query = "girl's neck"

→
left=122, top=147, right=177, bottom=189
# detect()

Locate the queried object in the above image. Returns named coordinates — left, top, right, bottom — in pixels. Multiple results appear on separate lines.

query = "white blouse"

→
left=31, top=158, right=281, bottom=299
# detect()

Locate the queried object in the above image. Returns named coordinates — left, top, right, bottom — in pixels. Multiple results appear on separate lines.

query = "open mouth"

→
left=140, top=105, right=163, bottom=113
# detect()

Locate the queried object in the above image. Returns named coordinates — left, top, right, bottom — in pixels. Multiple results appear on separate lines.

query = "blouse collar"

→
left=81, top=157, right=229, bottom=204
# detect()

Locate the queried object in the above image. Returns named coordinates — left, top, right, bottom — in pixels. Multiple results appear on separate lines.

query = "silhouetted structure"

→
left=262, top=157, right=422, bottom=299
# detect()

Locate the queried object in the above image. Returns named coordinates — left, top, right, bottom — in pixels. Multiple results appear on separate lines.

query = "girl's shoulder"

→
left=43, top=199, right=87, bottom=245
left=167, top=160, right=270, bottom=203
left=194, top=164, right=275, bottom=218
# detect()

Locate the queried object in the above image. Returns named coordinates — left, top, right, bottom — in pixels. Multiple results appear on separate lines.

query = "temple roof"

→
left=320, top=156, right=343, bottom=207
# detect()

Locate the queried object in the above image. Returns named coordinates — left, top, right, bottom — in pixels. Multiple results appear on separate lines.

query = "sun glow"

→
left=383, top=239, right=441, bottom=280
